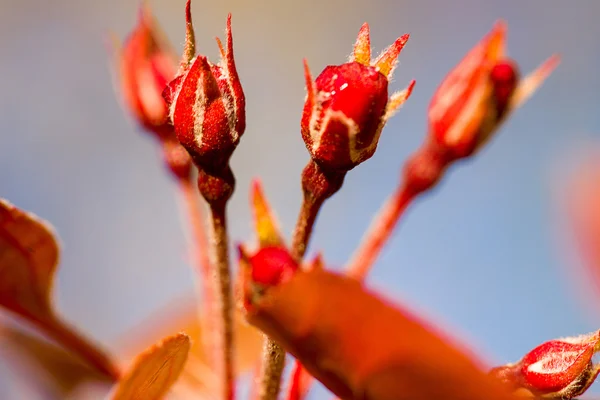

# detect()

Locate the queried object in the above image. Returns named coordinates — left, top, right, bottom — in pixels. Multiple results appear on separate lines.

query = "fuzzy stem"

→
left=280, top=161, right=346, bottom=400
left=293, top=160, right=346, bottom=260
left=208, top=201, right=235, bottom=400
left=290, top=195, right=324, bottom=260
left=196, top=166, right=236, bottom=400
left=346, top=142, right=450, bottom=280
left=255, top=337, right=287, bottom=400
left=178, top=179, right=215, bottom=353
left=179, top=179, right=211, bottom=290
left=345, top=183, right=415, bottom=280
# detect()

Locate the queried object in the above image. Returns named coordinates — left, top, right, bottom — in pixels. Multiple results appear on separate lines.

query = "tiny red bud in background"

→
left=164, top=1, right=245, bottom=174
left=237, top=244, right=298, bottom=311
left=490, top=331, right=600, bottom=399
left=490, top=60, right=519, bottom=115
left=428, top=21, right=558, bottom=160
left=116, top=4, right=177, bottom=137
left=301, top=23, right=414, bottom=172
left=249, top=247, right=298, bottom=287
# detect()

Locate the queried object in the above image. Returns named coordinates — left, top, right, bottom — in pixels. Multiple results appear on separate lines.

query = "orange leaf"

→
left=110, top=332, right=191, bottom=400
left=251, top=179, right=284, bottom=247
left=116, top=298, right=263, bottom=394
left=0, top=199, right=59, bottom=319
left=0, top=324, right=112, bottom=396
left=245, top=268, right=519, bottom=400
left=0, top=199, right=118, bottom=378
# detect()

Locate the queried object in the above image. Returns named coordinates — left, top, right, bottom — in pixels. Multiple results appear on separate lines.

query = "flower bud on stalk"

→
left=162, top=2, right=246, bottom=398
left=345, top=21, right=560, bottom=294
left=405, top=21, right=559, bottom=195
left=300, top=23, right=415, bottom=199
left=114, top=4, right=192, bottom=181
left=290, top=26, right=415, bottom=397
left=490, top=331, right=600, bottom=399
left=293, top=23, right=415, bottom=262
left=163, top=2, right=245, bottom=190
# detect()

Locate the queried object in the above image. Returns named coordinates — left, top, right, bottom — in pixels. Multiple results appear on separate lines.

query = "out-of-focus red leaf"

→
left=245, top=267, right=519, bottom=400
left=0, top=199, right=59, bottom=319
left=116, top=298, right=262, bottom=395
left=0, top=324, right=112, bottom=396
left=567, top=156, right=600, bottom=293
left=109, top=332, right=190, bottom=400
left=0, top=199, right=119, bottom=378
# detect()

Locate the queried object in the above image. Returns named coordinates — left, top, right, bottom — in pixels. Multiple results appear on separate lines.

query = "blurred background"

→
left=1, top=0, right=600, bottom=398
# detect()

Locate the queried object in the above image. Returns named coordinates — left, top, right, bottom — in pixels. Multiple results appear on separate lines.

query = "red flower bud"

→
left=237, top=245, right=299, bottom=311
left=428, top=21, right=559, bottom=159
left=163, top=0, right=245, bottom=173
left=248, top=247, right=298, bottom=287
left=115, top=4, right=177, bottom=137
left=490, top=330, right=600, bottom=399
left=301, top=23, right=415, bottom=172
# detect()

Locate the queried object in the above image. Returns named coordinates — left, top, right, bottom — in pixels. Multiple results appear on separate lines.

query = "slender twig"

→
left=291, top=195, right=324, bottom=260
left=177, top=179, right=217, bottom=355
left=179, top=179, right=211, bottom=291
left=345, top=183, right=415, bottom=281
left=255, top=337, right=287, bottom=400
left=346, top=140, right=451, bottom=281
left=207, top=201, right=235, bottom=400
left=261, top=187, right=326, bottom=400
left=281, top=161, right=345, bottom=400
left=194, top=165, right=236, bottom=400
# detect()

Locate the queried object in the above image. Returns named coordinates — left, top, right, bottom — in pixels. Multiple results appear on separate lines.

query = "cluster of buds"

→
left=403, top=21, right=559, bottom=195
left=490, top=331, right=600, bottom=399
left=110, top=3, right=573, bottom=399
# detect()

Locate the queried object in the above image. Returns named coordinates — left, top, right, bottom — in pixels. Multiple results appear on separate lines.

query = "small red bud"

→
left=164, top=2, right=245, bottom=173
left=491, top=331, right=600, bottom=399
left=490, top=60, right=519, bottom=116
left=249, top=247, right=298, bottom=287
left=116, top=4, right=177, bottom=137
left=428, top=21, right=557, bottom=160
left=115, top=5, right=192, bottom=181
left=301, top=24, right=413, bottom=172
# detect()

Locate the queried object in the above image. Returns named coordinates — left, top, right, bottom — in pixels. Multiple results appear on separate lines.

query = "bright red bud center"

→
left=520, top=339, right=596, bottom=393
left=249, top=247, right=298, bottom=287
left=315, top=62, right=388, bottom=146
left=490, top=60, right=519, bottom=112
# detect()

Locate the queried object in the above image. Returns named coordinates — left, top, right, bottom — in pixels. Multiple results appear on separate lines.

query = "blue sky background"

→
left=1, top=0, right=600, bottom=398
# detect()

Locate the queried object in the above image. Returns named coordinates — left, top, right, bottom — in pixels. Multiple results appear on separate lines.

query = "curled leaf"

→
left=110, top=333, right=191, bottom=400
left=244, top=267, right=518, bottom=400
left=0, top=325, right=112, bottom=396
left=0, top=199, right=118, bottom=378
left=0, top=199, right=59, bottom=319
